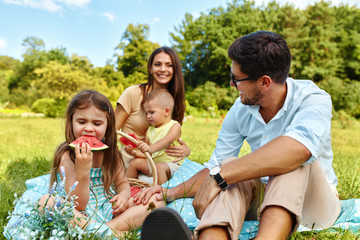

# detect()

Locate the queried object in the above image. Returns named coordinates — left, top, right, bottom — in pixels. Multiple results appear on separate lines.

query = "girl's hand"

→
left=74, top=142, right=93, bottom=173
left=110, top=194, right=129, bottom=216
left=138, top=141, right=151, bottom=153
left=133, top=185, right=168, bottom=205
left=165, top=139, right=191, bottom=162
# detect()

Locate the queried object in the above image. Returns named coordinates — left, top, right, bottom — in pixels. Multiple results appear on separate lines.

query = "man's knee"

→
left=257, top=205, right=295, bottom=239
left=198, top=226, right=230, bottom=240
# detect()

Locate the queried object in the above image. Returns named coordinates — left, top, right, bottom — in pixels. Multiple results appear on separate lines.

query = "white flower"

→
left=6, top=168, right=108, bottom=240
left=70, top=181, right=79, bottom=191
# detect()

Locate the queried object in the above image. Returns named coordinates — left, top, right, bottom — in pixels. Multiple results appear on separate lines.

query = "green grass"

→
left=0, top=117, right=359, bottom=239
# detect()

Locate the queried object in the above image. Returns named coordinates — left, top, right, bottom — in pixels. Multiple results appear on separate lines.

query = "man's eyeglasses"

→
left=230, top=73, right=251, bottom=89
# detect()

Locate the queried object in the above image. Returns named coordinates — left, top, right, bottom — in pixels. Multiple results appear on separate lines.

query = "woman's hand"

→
left=133, top=185, right=170, bottom=205
left=165, top=139, right=191, bottom=162
left=110, top=193, right=130, bottom=217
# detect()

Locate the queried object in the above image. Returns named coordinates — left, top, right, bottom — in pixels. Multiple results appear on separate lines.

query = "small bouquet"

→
left=4, top=167, right=106, bottom=240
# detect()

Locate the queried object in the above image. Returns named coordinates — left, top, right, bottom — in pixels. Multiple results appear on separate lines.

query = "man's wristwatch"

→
left=210, top=165, right=229, bottom=191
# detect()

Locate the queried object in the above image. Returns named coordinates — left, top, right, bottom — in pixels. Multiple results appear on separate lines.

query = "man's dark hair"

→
left=228, top=31, right=291, bottom=84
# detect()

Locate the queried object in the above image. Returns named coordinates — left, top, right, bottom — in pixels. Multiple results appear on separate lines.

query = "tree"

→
left=299, top=2, right=341, bottom=82
left=0, top=70, right=11, bottom=104
left=333, top=4, right=360, bottom=81
left=0, top=56, right=20, bottom=70
left=171, top=0, right=268, bottom=88
left=93, top=64, right=125, bottom=88
left=8, top=37, right=48, bottom=91
left=32, top=61, right=106, bottom=101
left=115, top=24, right=159, bottom=77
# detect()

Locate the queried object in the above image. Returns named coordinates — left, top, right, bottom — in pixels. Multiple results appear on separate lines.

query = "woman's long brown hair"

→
left=140, top=46, right=186, bottom=124
left=50, top=90, right=123, bottom=197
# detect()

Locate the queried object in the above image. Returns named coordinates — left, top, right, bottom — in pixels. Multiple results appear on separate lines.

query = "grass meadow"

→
left=0, top=117, right=359, bottom=239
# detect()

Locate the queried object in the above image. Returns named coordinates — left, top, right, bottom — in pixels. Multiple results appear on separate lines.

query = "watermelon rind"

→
left=69, top=135, right=109, bottom=152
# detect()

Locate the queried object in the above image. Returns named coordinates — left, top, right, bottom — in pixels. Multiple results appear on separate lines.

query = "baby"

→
left=125, top=89, right=183, bottom=184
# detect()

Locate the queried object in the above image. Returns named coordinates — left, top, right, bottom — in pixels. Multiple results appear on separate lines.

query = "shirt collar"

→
left=247, top=78, right=293, bottom=123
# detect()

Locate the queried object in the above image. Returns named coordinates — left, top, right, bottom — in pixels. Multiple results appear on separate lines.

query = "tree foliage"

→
left=170, top=0, right=360, bottom=117
left=115, top=24, right=159, bottom=77
left=1, top=1, right=360, bottom=119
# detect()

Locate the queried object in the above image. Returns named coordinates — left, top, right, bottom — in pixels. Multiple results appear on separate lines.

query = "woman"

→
left=115, top=46, right=190, bottom=169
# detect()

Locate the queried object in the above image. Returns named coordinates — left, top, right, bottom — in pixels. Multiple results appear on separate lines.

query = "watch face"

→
left=210, top=166, right=220, bottom=175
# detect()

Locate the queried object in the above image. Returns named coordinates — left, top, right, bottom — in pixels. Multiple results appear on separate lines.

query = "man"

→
left=138, top=31, right=340, bottom=240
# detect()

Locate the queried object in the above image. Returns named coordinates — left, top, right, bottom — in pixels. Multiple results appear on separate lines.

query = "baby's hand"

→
left=110, top=194, right=129, bottom=216
left=124, top=145, right=137, bottom=156
left=138, top=141, right=151, bottom=153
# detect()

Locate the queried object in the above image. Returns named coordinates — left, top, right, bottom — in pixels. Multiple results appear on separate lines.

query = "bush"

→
left=318, top=77, right=360, bottom=119
left=31, top=98, right=67, bottom=118
left=186, top=81, right=237, bottom=111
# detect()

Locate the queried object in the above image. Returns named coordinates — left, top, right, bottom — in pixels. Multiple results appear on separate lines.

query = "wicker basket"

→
left=117, top=130, right=158, bottom=188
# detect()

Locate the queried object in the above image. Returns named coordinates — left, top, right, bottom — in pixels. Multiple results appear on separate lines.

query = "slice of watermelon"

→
left=119, top=133, right=138, bottom=148
left=130, top=186, right=142, bottom=197
left=69, top=135, right=109, bottom=151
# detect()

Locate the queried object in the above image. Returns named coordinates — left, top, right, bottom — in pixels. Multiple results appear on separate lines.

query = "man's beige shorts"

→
left=194, top=157, right=341, bottom=240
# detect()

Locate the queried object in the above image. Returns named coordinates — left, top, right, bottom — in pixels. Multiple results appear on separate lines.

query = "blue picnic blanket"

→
left=4, top=159, right=360, bottom=239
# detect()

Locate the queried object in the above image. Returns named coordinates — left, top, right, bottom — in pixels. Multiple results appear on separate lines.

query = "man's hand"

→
left=110, top=193, right=130, bottom=217
left=133, top=185, right=171, bottom=205
left=192, top=175, right=222, bottom=219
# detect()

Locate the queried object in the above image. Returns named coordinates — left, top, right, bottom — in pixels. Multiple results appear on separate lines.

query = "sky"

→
left=0, top=0, right=358, bottom=68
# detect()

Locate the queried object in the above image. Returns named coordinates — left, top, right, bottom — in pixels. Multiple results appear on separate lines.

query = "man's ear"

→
left=259, top=75, right=271, bottom=89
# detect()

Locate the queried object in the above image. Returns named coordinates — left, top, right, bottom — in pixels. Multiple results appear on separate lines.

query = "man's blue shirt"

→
left=204, top=78, right=338, bottom=186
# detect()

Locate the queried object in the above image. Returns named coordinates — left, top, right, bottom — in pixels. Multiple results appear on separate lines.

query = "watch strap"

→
left=213, top=172, right=229, bottom=191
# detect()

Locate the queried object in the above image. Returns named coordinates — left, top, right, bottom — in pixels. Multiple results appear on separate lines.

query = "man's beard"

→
left=240, top=87, right=264, bottom=106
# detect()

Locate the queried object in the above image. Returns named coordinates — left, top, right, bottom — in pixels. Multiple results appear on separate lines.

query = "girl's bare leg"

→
left=38, top=194, right=93, bottom=228
left=106, top=194, right=166, bottom=234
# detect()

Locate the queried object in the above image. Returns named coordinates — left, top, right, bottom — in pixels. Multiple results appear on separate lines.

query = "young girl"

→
left=125, top=89, right=183, bottom=184
left=42, top=89, right=165, bottom=236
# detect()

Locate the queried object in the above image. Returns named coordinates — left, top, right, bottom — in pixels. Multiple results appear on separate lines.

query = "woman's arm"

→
left=115, top=104, right=129, bottom=130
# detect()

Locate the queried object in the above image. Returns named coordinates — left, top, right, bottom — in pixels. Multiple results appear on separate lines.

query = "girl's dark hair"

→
left=228, top=31, right=291, bottom=84
left=140, top=46, right=185, bottom=124
left=50, top=89, right=123, bottom=197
